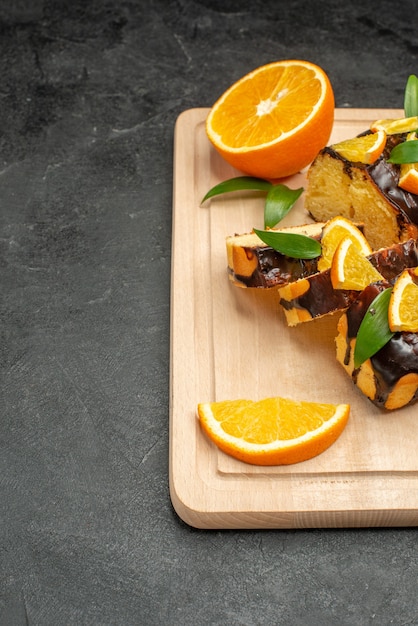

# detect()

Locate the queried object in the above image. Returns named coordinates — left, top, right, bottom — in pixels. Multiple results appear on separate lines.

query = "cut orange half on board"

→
left=318, top=216, right=372, bottom=272
left=330, top=237, right=384, bottom=290
left=388, top=268, right=418, bottom=332
left=206, top=60, right=335, bottom=179
left=331, top=130, right=387, bottom=164
left=198, top=396, right=350, bottom=466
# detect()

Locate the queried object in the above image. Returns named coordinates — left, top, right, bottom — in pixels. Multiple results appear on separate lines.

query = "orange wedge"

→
left=331, top=130, right=387, bottom=164
left=330, top=237, right=384, bottom=290
left=318, top=216, right=372, bottom=272
left=370, top=116, right=418, bottom=134
left=198, top=396, right=350, bottom=466
left=388, top=268, right=418, bottom=332
left=398, top=132, right=418, bottom=195
left=206, top=60, right=335, bottom=179
left=399, top=166, right=418, bottom=195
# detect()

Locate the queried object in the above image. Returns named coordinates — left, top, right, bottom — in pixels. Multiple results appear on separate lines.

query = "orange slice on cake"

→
left=388, top=268, right=418, bottom=332
left=398, top=132, right=418, bottom=195
left=330, top=237, right=384, bottom=290
left=331, top=130, right=387, bottom=164
left=318, top=216, right=372, bottom=272
left=370, top=116, right=418, bottom=134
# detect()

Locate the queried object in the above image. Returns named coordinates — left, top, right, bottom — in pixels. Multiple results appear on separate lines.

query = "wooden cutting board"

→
left=170, top=107, right=418, bottom=529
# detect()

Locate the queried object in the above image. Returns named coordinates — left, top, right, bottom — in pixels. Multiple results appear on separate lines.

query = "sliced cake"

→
left=305, top=134, right=418, bottom=251
left=226, top=222, right=325, bottom=288
left=336, top=281, right=418, bottom=410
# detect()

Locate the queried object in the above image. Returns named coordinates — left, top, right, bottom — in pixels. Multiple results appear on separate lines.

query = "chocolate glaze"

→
left=231, top=248, right=319, bottom=288
left=280, top=270, right=356, bottom=317
left=345, top=282, right=389, bottom=339
left=368, top=159, right=418, bottom=225
left=344, top=281, right=418, bottom=408
left=372, top=333, right=418, bottom=391
left=368, top=238, right=418, bottom=280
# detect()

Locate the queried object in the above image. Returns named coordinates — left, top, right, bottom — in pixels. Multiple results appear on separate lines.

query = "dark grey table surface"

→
left=2, top=1, right=418, bottom=624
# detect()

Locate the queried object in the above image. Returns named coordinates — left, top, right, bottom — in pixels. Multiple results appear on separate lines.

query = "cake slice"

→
left=278, top=239, right=418, bottom=326
left=305, top=134, right=418, bottom=251
left=226, top=222, right=325, bottom=288
left=336, top=281, right=418, bottom=410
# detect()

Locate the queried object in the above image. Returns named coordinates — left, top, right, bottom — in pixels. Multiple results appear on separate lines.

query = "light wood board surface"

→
left=170, top=107, right=418, bottom=529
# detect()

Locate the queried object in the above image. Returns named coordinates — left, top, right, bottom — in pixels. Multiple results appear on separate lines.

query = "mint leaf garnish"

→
left=354, top=288, right=395, bottom=369
left=404, top=74, right=418, bottom=118
left=388, top=140, right=418, bottom=164
left=201, top=176, right=272, bottom=204
left=264, top=184, right=303, bottom=229
left=253, top=229, right=321, bottom=259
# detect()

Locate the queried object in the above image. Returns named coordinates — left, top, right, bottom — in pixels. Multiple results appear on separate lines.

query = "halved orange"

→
left=398, top=132, right=418, bottom=195
left=198, top=396, right=350, bottom=466
left=388, top=267, right=418, bottom=332
left=318, top=216, right=372, bottom=272
left=330, top=237, right=384, bottom=290
left=206, top=60, right=335, bottom=179
left=331, top=130, right=387, bottom=164
left=370, top=116, right=418, bottom=134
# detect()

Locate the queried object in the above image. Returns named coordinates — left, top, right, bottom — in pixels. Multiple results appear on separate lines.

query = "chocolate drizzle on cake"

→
left=368, top=159, right=418, bottom=225
left=230, top=248, right=319, bottom=288
left=342, top=281, right=418, bottom=408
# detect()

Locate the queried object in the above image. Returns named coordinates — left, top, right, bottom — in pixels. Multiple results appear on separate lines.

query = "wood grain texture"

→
left=170, top=107, right=418, bottom=529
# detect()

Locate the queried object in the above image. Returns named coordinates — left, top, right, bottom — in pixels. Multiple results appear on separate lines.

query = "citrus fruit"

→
left=388, top=267, right=418, bottom=332
left=197, top=396, right=350, bottom=466
left=331, top=130, right=387, bottom=164
left=205, top=60, right=335, bottom=179
left=318, top=216, right=372, bottom=272
left=398, top=132, right=418, bottom=195
left=330, top=237, right=384, bottom=290
left=370, top=116, right=418, bottom=134
left=399, top=165, right=418, bottom=194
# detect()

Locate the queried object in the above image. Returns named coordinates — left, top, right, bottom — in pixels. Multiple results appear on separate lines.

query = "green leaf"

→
left=201, top=176, right=272, bottom=203
left=353, top=288, right=395, bottom=369
left=404, top=74, right=418, bottom=118
left=388, top=140, right=418, bottom=164
left=253, top=228, right=321, bottom=259
left=264, top=184, right=304, bottom=229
